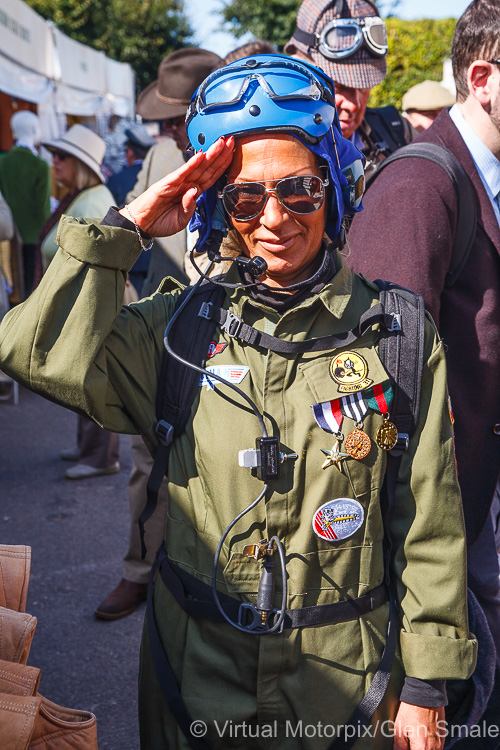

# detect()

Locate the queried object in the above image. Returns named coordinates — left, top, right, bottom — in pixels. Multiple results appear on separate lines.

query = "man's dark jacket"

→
left=347, top=108, right=500, bottom=547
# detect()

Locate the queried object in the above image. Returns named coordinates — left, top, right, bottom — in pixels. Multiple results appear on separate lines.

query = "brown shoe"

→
left=94, top=579, right=147, bottom=620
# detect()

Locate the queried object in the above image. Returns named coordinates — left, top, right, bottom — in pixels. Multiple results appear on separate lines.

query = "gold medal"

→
left=376, top=417, right=398, bottom=451
left=345, top=428, right=371, bottom=460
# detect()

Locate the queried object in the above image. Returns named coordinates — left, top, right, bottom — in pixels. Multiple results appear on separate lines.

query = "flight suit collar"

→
left=225, top=246, right=353, bottom=321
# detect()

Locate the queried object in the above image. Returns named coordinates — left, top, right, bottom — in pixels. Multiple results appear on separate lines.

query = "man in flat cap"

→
left=401, top=80, right=455, bottom=134
left=285, top=0, right=414, bottom=177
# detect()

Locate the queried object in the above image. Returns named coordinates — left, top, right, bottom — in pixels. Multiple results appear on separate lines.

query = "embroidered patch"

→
left=206, top=341, right=228, bottom=360
left=199, top=365, right=250, bottom=391
left=448, top=396, right=455, bottom=425
left=312, top=498, right=364, bottom=542
left=329, top=351, right=373, bottom=393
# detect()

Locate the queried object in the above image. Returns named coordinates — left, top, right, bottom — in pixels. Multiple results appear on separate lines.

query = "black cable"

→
left=163, top=239, right=294, bottom=635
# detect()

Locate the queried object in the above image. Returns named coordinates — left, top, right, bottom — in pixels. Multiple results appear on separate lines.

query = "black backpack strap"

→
left=366, top=142, right=477, bottom=288
left=139, top=282, right=226, bottom=558
left=376, top=281, right=426, bottom=453
left=364, top=105, right=410, bottom=155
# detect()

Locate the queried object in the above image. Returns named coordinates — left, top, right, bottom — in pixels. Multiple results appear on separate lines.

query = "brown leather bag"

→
left=0, top=544, right=31, bottom=612
left=0, top=606, right=37, bottom=664
left=0, top=546, right=98, bottom=749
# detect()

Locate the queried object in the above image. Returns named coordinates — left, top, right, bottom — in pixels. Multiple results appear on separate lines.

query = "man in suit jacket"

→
left=0, top=111, right=50, bottom=296
left=347, top=0, right=500, bottom=663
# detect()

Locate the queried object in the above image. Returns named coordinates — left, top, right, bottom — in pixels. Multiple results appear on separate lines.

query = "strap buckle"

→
left=389, top=313, right=401, bottom=331
left=198, top=301, right=212, bottom=320
left=389, top=433, right=409, bottom=456
left=155, top=419, right=174, bottom=447
left=237, top=602, right=284, bottom=633
left=221, top=309, right=243, bottom=338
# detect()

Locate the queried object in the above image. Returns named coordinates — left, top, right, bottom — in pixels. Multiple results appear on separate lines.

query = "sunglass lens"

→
left=277, top=176, right=324, bottom=214
left=223, top=182, right=266, bottom=220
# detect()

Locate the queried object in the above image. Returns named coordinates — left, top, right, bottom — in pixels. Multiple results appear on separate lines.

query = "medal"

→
left=376, top=416, right=398, bottom=451
left=344, top=425, right=371, bottom=460
left=320, top=439, right=349, bottom=472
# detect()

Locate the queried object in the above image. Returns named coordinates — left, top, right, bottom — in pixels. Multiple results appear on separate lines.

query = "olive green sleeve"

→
left=389, top=314, right=477, bottom=680
left=0, top=216, right=181, bottom=450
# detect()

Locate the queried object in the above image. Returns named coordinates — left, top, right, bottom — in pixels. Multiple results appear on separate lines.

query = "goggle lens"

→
left=324, top=23, right=360, bottom=53
left=221, top=175, right=326, bottom=221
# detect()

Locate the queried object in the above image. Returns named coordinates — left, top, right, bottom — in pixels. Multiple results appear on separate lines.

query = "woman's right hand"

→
left=120, top=136, right=234, bottom=238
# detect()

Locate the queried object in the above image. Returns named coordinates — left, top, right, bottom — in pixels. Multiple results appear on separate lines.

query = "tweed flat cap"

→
left=402, top=80, right=455, bottom=112
left=285, top=0, right=387, bottom=90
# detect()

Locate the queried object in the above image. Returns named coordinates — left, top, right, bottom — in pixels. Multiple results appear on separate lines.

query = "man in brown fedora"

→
left=94, top=47, right=222, bottom=622
left=285, top=0, right=414, bottom=177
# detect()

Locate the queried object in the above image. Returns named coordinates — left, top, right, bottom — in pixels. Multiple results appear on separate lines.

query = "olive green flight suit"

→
left=0, top=217, right=477, bottom=749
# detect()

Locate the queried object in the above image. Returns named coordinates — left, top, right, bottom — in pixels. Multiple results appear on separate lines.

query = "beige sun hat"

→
left=402, top=80, right=455, bottom=112
left=42, top=124, right=106, bottom=183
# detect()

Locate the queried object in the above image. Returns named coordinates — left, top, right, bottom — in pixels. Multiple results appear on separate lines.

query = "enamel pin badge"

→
left=312, top=498, right=364, bottom=542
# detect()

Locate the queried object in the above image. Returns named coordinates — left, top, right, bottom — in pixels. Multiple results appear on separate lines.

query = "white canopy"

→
left=0, top=0, right=135, bottom=129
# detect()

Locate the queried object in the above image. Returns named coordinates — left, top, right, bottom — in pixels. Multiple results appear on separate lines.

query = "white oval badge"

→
left=312, top=498, right=364, bottom=542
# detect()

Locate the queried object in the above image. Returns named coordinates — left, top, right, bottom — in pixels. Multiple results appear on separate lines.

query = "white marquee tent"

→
left=0, top=0, right=135, bottom=140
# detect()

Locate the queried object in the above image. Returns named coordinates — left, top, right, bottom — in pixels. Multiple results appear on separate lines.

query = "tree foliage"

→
left=369, top=18, right=456, bottom=109
left=222, top=0, right=301, bottom=49
left=25, top=0, right=192, bottom=93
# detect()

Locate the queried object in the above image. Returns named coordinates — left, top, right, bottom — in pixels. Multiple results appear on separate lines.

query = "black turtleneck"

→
left=240, top=242, right=336, bottom=312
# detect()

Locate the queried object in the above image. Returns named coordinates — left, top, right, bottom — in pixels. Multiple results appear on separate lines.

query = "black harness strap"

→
left=156, top=543, right=388, bottom=629
left=147, top=554, right=212, bottom=750
left=139, top=283, right=226, bottom=558
left=200, top=301, right=399, bottom=354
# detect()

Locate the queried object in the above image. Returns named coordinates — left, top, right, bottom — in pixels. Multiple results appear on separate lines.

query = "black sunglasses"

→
left=219, top=174, right=329, bottom=222
left=51, top=150, right=70, bottom=161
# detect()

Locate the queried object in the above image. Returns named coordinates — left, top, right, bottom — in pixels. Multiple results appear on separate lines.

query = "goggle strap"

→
left=291, top=27, right=318, bottom=50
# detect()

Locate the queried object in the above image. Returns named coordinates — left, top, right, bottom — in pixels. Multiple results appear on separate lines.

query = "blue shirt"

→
left=449, top=104, right=500, bottom=225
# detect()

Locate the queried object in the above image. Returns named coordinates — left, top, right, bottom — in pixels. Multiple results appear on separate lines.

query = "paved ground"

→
left=1, top=386, right=143, bottom=749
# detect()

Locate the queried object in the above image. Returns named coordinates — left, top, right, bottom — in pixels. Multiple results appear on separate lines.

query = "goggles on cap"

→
left=295, top=16, right=387, bottom=61
left=220, top=173, right=329, bottom=222
left=193, top=58, right=335, bottom=115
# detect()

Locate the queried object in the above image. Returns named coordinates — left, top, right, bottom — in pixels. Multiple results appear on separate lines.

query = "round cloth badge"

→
left=329, top=351, right=373, bottom=393
left=312, top=498, right=365, bottom=542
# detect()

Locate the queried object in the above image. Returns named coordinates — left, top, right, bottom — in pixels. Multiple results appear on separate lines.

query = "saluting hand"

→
left=119, top=136, right=234, bottom=239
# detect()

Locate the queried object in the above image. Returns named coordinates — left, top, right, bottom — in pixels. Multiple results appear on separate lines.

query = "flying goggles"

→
left=295, top=16, right=387, bottom=61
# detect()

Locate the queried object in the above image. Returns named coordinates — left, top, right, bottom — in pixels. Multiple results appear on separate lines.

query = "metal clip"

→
left=243, top=539, right=272, bottom=560
left=221, top=310, right=243, bottom=338
left=389, top=313, right=402, bottom=331
left=198, top=301, right=212, bottom=320
left=280, top=452, right=298, bottom=464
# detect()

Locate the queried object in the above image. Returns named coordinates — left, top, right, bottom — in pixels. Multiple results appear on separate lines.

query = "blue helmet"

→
left=186, top=54, right=364, bottom=248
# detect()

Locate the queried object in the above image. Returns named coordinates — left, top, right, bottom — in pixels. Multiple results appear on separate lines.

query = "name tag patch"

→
left=312, top=498, right=364, bottom=542
left=199, top=365, right=250, bottom=391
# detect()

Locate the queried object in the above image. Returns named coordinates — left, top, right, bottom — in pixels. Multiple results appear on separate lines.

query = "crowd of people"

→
left=0, top=0, right=499, bottom=748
